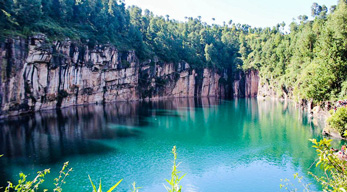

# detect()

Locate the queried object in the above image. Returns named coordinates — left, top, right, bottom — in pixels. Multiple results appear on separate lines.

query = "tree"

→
left=228, top=19, right=232, bottom=26
left=15, top=0, right=43, bottom=26
left=330, top=5, right=337, bottom=13
left=311, top=2, right=322, bottom=17
left=297, top=15, right=308, bottom=23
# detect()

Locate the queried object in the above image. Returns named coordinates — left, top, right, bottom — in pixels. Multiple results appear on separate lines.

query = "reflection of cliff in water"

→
left=0, top=98, right=332, bottom=191
left=0, top=98, right=220, bottom=164
left=0, top=98, right=200, bottom=186
left=0, top=103, right=141, bottom=164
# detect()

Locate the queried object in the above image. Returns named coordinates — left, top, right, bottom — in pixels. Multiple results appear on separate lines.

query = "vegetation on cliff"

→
left=241, top=1, right=347, bottom=104
left=0, top=0, right=241, bottom=70
left=327, top=108, right=347, bottom=137
left=1, top=0, right=347, bottom=104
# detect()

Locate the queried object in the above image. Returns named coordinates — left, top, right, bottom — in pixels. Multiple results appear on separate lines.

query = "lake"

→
left=0, top=98, right=339, bottom=191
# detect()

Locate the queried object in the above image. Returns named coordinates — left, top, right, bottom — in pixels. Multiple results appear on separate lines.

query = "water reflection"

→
left=0, top=98, right=220, bottom=162
left=0, top=98, right=332, bottom=191
left=0, top=103, right=144, bottom=163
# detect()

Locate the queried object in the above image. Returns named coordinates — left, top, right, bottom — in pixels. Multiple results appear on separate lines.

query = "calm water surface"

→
left=0, top=98, right=342, bottom=191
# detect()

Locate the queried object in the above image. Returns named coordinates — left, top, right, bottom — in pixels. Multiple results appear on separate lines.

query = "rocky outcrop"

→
left=245, top=70, right=259, bottom=97
left=0, top=35, right=237, bottom=117
left=232, top=70, right=259, bottom=98
left=232, top=71, right=245, bottom=98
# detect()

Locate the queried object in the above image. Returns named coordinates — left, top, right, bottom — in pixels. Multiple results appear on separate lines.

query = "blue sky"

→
left=124, top=0, right=337, bottom=28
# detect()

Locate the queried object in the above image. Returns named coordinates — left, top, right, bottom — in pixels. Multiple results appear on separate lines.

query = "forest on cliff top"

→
left=0, top=0, right=347, bottom=103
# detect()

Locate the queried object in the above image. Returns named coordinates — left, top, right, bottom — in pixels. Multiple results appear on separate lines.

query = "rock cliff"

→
left=232, top=70, right=259, bottom=98
left=1, top=35, right=248, bottom=117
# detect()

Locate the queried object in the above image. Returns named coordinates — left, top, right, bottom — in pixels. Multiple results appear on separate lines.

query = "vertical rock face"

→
left=233, top=71, right=245, bottom=98
left=0, top=36, right=236, bottom=117
left=245, top=70, right=259, bottom=98
left=201, top=68, right=221, bottom=97
left=232, top=69, right=259, bottom=98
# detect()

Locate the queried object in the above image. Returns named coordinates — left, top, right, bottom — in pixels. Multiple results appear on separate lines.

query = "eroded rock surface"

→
left=1, top=36, right=248, bottom=117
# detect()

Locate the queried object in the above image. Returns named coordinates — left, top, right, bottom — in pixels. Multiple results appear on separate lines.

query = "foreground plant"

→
left=164, top=146, right=186, bottom=192
left=281, top=138, right=347, bottom=191
left=280, top=173, right=312, bottom=192
left=54, top=162, right=73, bottom=192
left=5, top=169, right=50, bottom=192
left=131, top=182, right=141, bottom=192
left=2, top=147, right=187, bottom=192
left=309, top=138, right=347, bottom=191
left=4, top=162, right=72, bottom=192
left=88, top=175, right=122, bottom=192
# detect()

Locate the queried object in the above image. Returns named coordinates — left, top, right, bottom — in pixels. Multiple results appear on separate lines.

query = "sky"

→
left=123, top=0, right=338, bottom=28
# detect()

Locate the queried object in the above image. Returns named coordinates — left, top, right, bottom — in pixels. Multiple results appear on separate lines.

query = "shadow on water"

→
left=0, top=102, right=145, bottom=184
left=0, top=97, right=219, bottom=186
left=0, top=97, right=323, bottom=192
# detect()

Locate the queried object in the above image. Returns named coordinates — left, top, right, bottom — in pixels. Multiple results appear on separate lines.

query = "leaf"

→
left=88, top=175, right=97, bottom=192
left=98, top=179, right=102, bottom=192
left=294, top=173, right=298, bottom=179
left=309, top=139, right=318, bottom=145
left=165, top=179, right=172, bottom=184
left=106, top=179, right=123, bottom=192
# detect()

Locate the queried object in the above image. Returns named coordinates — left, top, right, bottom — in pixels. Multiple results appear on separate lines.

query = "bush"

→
left=327, top=107, right=347, bottom=136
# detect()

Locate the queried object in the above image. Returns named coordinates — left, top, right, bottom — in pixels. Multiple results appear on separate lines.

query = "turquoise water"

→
left=0, top=98, right=341, bottom=191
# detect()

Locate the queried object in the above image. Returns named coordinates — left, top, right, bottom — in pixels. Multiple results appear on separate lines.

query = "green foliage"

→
left=1, top=149, right=193, bottom=192
left=53, top=162, right=73, bottom=192
left=0, top=0, right=244, bottom=70
left=1, top=0, right=347, bottom=102
left=281, top=139, right=347, bottom=191
left=4, top=162, right=72, bottom=192
left=339, top=81, right=347, bottom=99
left=164, top=146, right=186, bottom=192
left=88, top=175, right=122, bottom=192
left=279, top=173, right=312, bottom=192
left=238, top=0, right=347, bottom=103
left=5, top=169, right=50, bottom=192
left=131, top=182, right=141, bottom=192
left=309, top=138, right=347, bottom=191
left=327, top=107, right=347, bottom=136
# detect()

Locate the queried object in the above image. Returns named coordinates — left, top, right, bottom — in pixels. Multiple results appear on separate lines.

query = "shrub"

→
left=327, top=107, right=347, bottom=136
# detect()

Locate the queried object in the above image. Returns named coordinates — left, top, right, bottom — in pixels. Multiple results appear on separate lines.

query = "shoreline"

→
left=0, top=96, right=225, bottom=119
left=1, top=94, right=343, bottom=140
left=257, top=95, right=347, bottom=140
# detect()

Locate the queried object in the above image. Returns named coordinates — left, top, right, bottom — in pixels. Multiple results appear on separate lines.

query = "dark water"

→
left=0, top=98, right=342, bottom=191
